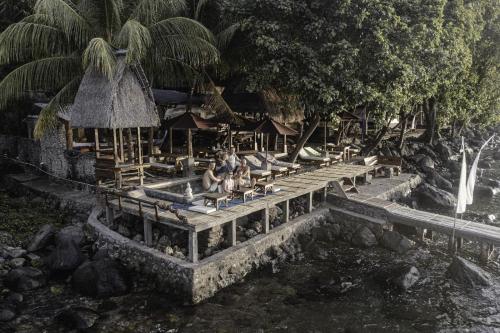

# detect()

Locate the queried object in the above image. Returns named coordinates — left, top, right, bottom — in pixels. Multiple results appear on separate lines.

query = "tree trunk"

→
left=289, top=112, right=321, bottom=163
left=362, top=123, right=390, bottom=156
left=398, top=112, right=408, bottom=150
left=423, top=97, right=437, bottom=145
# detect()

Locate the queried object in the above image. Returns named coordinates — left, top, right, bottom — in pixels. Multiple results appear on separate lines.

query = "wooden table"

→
left=250, top=169, right=272, bottom=181
left=203, top=193, right=229, bottom=211
left=255, top=181, right=274, bottom=195
left=233, top=187, right=255, bottom=203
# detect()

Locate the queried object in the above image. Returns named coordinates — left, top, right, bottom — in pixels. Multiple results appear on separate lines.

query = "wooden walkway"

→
left=107, top=163, right=374, bottom=262
left=345, top=193, right=500, bottom=261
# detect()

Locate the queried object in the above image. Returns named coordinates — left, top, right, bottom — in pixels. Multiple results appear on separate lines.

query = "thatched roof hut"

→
left=70, top=53, right=159, bottom=129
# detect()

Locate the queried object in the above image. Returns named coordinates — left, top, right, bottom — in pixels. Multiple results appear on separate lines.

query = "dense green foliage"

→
left=0, top=0, right=219, bottom=136
left=223, top=0, right=499, bottom=141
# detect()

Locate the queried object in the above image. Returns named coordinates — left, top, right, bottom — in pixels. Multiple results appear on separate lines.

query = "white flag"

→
left=466, top=135, right=495, bottom=204
left=456, top=137, right=467, bottom=214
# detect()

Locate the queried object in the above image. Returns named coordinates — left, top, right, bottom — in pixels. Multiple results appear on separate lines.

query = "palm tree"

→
left=0, top=0, right=220, bottom=136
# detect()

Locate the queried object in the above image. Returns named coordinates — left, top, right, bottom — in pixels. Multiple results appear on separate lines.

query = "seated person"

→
left=203, top=162, right=222, bottom=192
left=222, top=173, right=235, bottom=194
left=216, top=152, right=231, bottom=175
left=235, top=160, right=255, bottom=188
left=226, top=147, right=241, bottom=172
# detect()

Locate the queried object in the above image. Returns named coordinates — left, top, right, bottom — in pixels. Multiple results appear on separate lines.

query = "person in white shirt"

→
left=226, top=147, right=240, bottom=172
left=202, top=162, right=222, bottom=192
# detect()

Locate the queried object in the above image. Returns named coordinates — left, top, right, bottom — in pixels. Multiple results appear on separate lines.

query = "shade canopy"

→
left=254, top=118, right=298, bottom=136
left=170, top=112, right=215, bottom=129
left=70, top=55, right=160, bottom=129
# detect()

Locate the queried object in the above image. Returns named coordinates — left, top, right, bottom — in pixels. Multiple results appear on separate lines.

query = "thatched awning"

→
left=34, top=102, right=71, bottom=121
left=254, top=118, right=298, bottom=136
left=170, top=112, right=215, bottom=129
left=70, top=55, right=159, bottom=129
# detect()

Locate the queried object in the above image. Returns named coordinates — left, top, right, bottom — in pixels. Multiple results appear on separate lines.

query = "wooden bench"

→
left=203, top=193, right=229, bottom=210
left=255, top=181, right=274, bottom=195
left=233, top=187, right=255, bottom=202
left=363, top=155, right=402, bottom=178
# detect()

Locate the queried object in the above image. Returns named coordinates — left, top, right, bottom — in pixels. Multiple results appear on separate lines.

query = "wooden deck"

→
left=107, top=163, right=374, bottom=262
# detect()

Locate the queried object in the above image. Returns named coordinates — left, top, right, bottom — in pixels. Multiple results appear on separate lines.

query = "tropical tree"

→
left=0, top=0, right=220, bottom=136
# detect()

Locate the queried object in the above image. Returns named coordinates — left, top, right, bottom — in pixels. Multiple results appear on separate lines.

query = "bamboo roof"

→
left=254, top=118, right=298, bottom=136
left=170, top=112, right=215, bottom=129
left=70, top=54, right=160, bottom=129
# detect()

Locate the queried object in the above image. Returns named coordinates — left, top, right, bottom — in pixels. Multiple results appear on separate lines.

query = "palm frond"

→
left=82, top=38, right=116, bottom=79
left=216, top=23, right=239, bottom=52
left=0, top=15, right=66, bottom=65
left=34, top=0, right=93, bottom=48
left=194, top=0, right=211, bottom=21
left=150, top=17, right=215, bottom=43
left=145, top=55, right=199, bottom=87
left=132, top=0, right=186, bottom=26
left=34, top=76, right=82, bottom=138
left=150, top=34, right=219, bottom=68
left=115, top=19, right=151, bottom=63
left=0, top=55, right=81, bottom=110
left=202, top=75, right=236, bottom=119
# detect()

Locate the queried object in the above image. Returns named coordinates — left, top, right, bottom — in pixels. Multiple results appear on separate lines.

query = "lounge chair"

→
left=299, top=148, right=331, bottom=167
left=244, top=155, right=289, bottom=178
left=256, top=152, right=301, bottom=174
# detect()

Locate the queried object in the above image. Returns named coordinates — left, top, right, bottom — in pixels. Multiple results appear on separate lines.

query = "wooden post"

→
left=143, top=218, right=153, bottom=247
left=148, top=127, right=154, bottom=158
left=228, top=220, right=237, bottom=246
left=262, top=207, right=270, bottom=233
left=283, top=134, right=287, bottom=153
left=284, top=200, right=289, bottom=223
left=94, top=129, right=100, bottom=158
left=254, top=132, right=258, bottom=151
left=188, top=231, right=198, bottom=263
left=228, top=125, right=232, bottom=149
left=63, top=120, right=73, bottom=150
left=118, top=128, right=124, bottom=162
left=112, top=128, right=119, bottom=163
left=323, top=186, right=328, bottom=202
left=169, top=127, right=173, bottom=154
left=187, top=128, right=193, bottom=158
left=307, top=192, right=313, bottom=213
left=137, top=127, right=143, bottom=164
left=126, top=128, right=134, bottom=162
left=416, top=228, right=426, bottom=242
left=260, top=133, right=264, bottom=152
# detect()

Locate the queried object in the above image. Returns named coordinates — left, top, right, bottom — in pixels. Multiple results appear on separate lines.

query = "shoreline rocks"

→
left=446, top=256, right=491, bottom=287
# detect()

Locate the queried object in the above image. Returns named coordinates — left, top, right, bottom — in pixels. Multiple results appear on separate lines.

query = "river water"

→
left=3, top=153, right=500, bottom=333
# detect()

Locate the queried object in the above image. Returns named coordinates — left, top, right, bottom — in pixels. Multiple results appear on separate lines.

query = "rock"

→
left=419, top=156, right=435, bottom=169
left=492, top=150, right=500, bottom=160
left=422, top=167, right=453, bottom=192
left=27, top=224, right=56, bottom=252
left=25, top=253, right=41, bottom=266
left=72, top=258, right=130, bottom=298
left=446, top=160, right=461, bottom=173
left=486, top=215, right=496, bottom=223
left=46, top=236, right=84, bottom=272
left=117, top=225, right=131, bottom=238
left=9, top=258, right=26, bottom=268
left=482, top=178, right=500, bottom=188
left=416, top=183, right=456, bottom=209
left=478, top=160, right=492, bottom=169
left=4, top=248, right=27, bottom=259
left=5, top=267, right=46, bottom=291
left=245, top=229, right=258, bottom=238
left=55, top=307, right=99, bottom=330
left=446, top=256, right=491, bottom=287
left=376, top=265, right=420, bottom=290
left=380, top=231, right=413, bottom=254
left=57, top=225, right=85, bottom=247
left=435, top=141, right=454, bottom=161
left=0, top=232, right=15, bottom=247
left=132, top=234, right=143, bottom=243
left=0, top=307, right=16, bottom=322
left=351, top=227, right=377, bottom=248
left=474, top=185, right=496, bottom=199
left=6, top=292, right=23, bottom=306
left=419, top=145, right=439, bottom=161
left=251, top=221, right=263, bottom=233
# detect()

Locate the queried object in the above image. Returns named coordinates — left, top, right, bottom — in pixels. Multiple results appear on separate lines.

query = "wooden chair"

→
left=363, top=155, right=402, bottom=178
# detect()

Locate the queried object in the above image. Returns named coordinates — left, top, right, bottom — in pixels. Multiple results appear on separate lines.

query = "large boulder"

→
left=46, top=236, right=84, bottom=272
left=55, top=307, right=99, bottom=330
left=415, top=183, right=456, bottom=209
left=435, top=141, right=454, bottom=161
left=0, top=306, right=16, bottom=322
left=418, top=146, right=439, bottom=161
left=5, top=267, right=46, bottom=291
left=351, top=227, right=377, bottom=248
left=474, top=185, right=496, bottom=199
left=446, top=256, right=491, bottom=287
left=72, top=258, right=130, bottom=298
left=27, top=224, right=56, bottom=252
left=375, top=265, right=420, bottom=290
left=419, top=156, right=435, bottom=169
left=380, top=231, right=413, bottom=254
left=56, top=225, right=85, bottom=247
left=422, top=167, right=453, bottom=192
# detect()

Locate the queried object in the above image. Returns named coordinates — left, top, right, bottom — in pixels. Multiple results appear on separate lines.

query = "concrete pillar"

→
left=228, top=220, right=237, bottom=246
left=284, top=200, right=289, bottom=223
left=143, top=218, right=153, bottom=247
left=105, top=206, right=115, bottom=225
left=262, top=208, right=269, bottom=234
left=189, top=231, right=198, bottom=263
left=307, top=192, right=313, bottom=213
